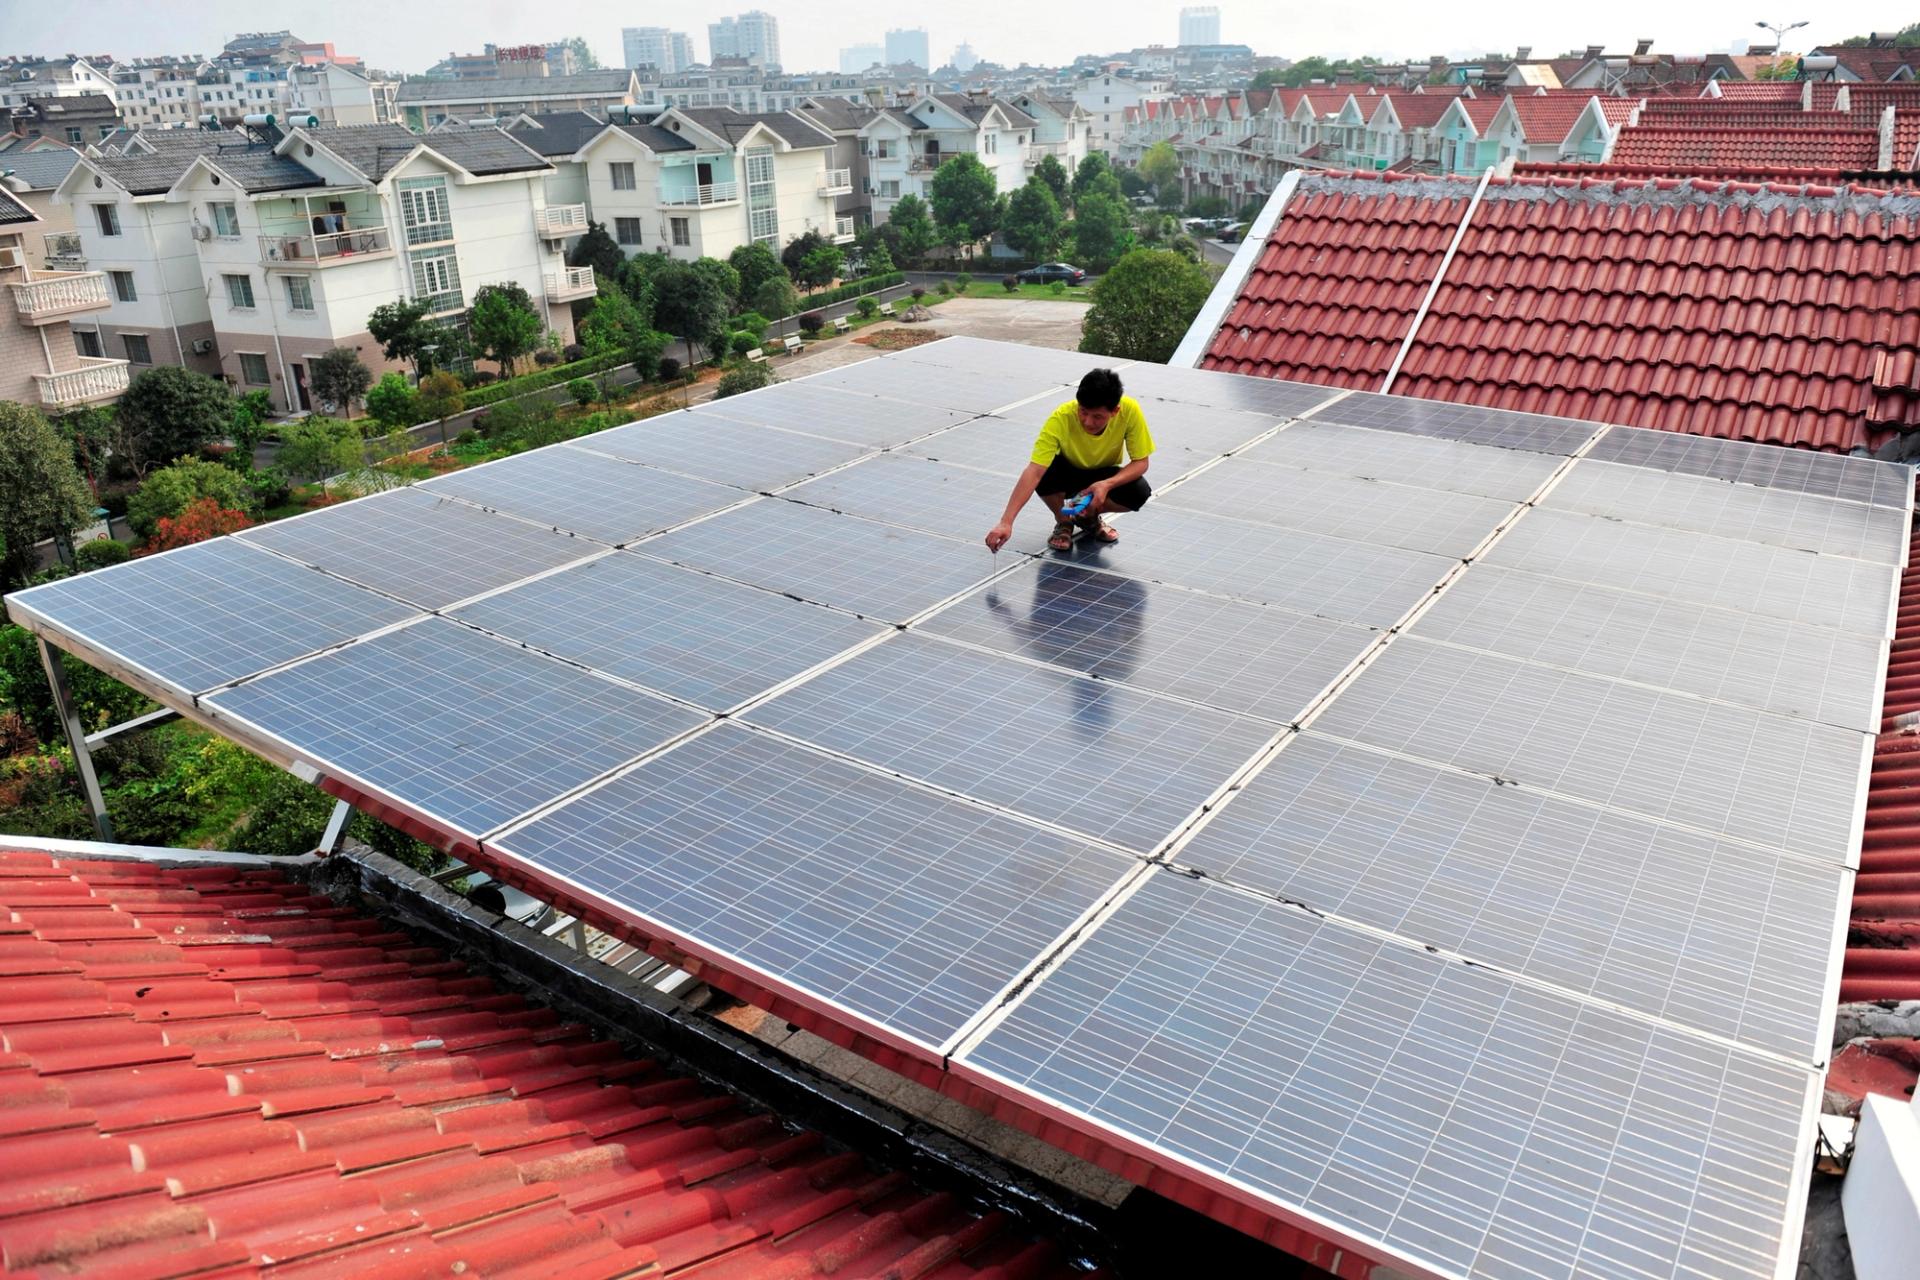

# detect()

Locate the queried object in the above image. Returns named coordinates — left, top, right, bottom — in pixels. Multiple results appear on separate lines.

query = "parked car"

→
left=1015, top=262, right=1087, bottom=285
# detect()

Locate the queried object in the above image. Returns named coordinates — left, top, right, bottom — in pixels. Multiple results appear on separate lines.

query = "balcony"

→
left=10, top=270, right=113, bottom=324
left=34, top=357, right=130, bottom=408
left=535, top=203, right=588, bottom=239
left=657, top=182, right=739, bottom=207
left=832, top=216, right=854, bottom=243
left=545, top=265, right=596, bottom=301
left=43, top=232, right=85, bottom=269
left=1024, top=142, right=1069, bottom=163
left=818, top=167, right=852, bottom=195
left=259, top=224, right=393, bottom=267
left=908, top=152, right=969, bottom=173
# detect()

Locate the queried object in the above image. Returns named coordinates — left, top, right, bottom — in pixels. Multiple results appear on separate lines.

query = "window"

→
left=93, top=204, right=121, bottom=237
left=745, top=145, right=776, bottom=247
left=123, top=333, right=151, bottom=364
left=66, top=127, right=82, bottom=143
left=614, top=216, right=643, bottom=245
left=880, top=179, right=900, bottom=198
left=74, top=329, right=102, bottom=358
left=98, top=125, right=112, bottom=139
left=108, top=270, right=136, bottom=302
left=983, top=134, right=996, bottom=155
left=223, top=274, right=255, bottom=309
left=609, top=161, right=636, bottom=190
left=669, top=216, right=690, bottom=246
left=285, top=276, right=314, bottom=313
left=210, top=201, right=240, bottom=237
left=409, top=247, right=462, bottom=311
left=239, top=352, right=271, bottom=385
left=397, top=177, right=452, bottom=245
left=874, top=140, right=892, bottom=159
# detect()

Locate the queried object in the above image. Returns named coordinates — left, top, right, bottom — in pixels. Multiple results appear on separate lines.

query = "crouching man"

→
left=984, top=368, right=1154, bottom=554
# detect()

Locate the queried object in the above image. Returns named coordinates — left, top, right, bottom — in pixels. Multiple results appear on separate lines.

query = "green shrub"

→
left=937, top=281, right=952, bottom=296
left=856, top=296, right=879, bottom=318
left=461, top=350, right=628, bottom=410
left=730, top=331, right=760, bottom=356
left=797, top=311, right=825, bottom=335
left=127, top=458, right=256, bottom=539
left=73, top=539, right=130, bottom=572
left=714, top=361, right=777, bottom=399
left=954, top=272, right=972, bottom=293
left=244, top=467, right=291, bottom=511
left=657, top=356, right=681, bottom=381
left=1051, top=280, right=1068, bottom=295
left=732, top=311, right=769, bottom=338
left=568, top=377, right=596, bottom=407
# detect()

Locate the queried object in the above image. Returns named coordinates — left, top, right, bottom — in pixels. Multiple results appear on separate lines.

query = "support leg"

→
left=36, top=637, right=112, bottom=841
left=318, top=798, right=353, bottom=855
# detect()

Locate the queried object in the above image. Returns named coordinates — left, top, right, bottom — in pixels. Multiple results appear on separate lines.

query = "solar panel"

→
left=802, top=357, right=1069, bottom=415
left=741, top=632, right=1278, bottom=852
left=1319, top=391, right=1601, bottom=454
left=1588, top=425, right=1912, bottom=507
left=449, top=552, right=886, bottom=711
left=1410, top=565, right=1886, bottom=732
left=1160, top=459, right=1520, bottom=559
left=921, top=561, right=1374, bottom=725
left=491, top=723, right=1133, bottom=1052
left=691, top=380, right=979, bottom=448
left=1173, top=733, right=1845, bottom=1062
left=1310, top=637, right=1870, bottom=861
left=633, top=498, right=1000, bottom=622
left=238, top=486, right=596, bottom=610
left=1547, top=460, right=1908, bottom=564
left=885, top=334, right=1121, bottom=382
left=1061, top=507, right=1455, bottom=629
left=1101, top=362, right=1347, bottom=417
left=959, top=870, right=1817, bottom=1280
left=203, top=617, right=706, bottom=839
left=781, top=453, right=1054, bottom=551
left=567, top=412, right=872, bottom=492
left=5, top=538, right=421, bottom=697
left=898, top=415, right=1055, bottom=476
left=987, top=395, right=1291, bottom=473
left=1484, top=507, right=1901, bottom=638
left=418, top=443, right=744, bottom=545
left=1242, top=420, right=1564, bottom=501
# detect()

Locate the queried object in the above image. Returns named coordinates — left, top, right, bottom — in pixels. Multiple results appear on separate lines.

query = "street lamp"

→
left=1754, top=19, right=1809, bottom=49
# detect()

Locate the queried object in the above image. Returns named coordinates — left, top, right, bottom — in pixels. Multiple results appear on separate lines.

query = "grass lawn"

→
left=994, top=282, right=1095, bottom=301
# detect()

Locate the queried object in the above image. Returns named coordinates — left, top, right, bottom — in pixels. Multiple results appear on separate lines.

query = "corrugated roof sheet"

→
left=0, top=849, right=1094, bottom=1280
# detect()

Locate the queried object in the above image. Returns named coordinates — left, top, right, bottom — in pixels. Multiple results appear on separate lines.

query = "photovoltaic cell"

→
left=1174, top=734, right=1845, bottom=1061
left=691, top=379, right=978, bottom=448
left=1410, top=566, right=1886, bottom=732
left=742, top=633, right=1277, bottom=852
left=5, top=537, right=419, bottom=696
left=1319, top=391, right=1601, bottom=454
left=1162, top=459, right=1519, bottom=559
left=962, top=870, right=1816, bottom=1280
left=239, top=486, right=595, bottom=610
left=203, top=617, right=706, bottom=838
left=921, top=561, right=1374, bottom=724
left=634, top=499, right=999, bottom=622
left=567, top=412, right=872, bottom=492
left=449, top=552, right=886, bottom=710
left=802, top=358, right=1069, bottom=416
left=1310, top=637, right=1869, bottom=861
left=493, top=723, right=1133, bottom=1051
left=989, top=395, right=1291, bottom=473
left=1062, top=507, right=1455, bottom=629
left=782, top=453, right=1054, bottom=551
left=1103, top=362, right=1346, bottom=417
left=1484, top=508, right=1901, bottom=638
left=1588, top=425, right=1912, bottom=508
left=886, top=334, right=1121, bottom=382
left=1242, top=420, right=1564, bottom=501
left=419, top=444, right=743, bottom=545
left=1547, top=460, right=1908, bottom=564
left=899, top=415, right=1059, bottom=476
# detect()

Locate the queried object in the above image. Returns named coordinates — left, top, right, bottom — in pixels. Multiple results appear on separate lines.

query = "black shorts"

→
left=1036, top=459, right=1152, bottom=511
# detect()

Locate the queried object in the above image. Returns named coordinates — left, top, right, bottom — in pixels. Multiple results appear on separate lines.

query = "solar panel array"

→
left=8, top=337, right=1907, bottom=1280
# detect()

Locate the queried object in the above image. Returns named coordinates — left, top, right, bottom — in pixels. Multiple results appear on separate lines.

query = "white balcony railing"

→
left=1024, top=142, right=1069, bottom=163
left=545, top=265, right=595, bottom=300
left=43, top=232, right=85, bottom=268
left=34, top=357, right=131, bottom=407
left=657, top=181, right=739, bottom=207
left=908, top=152, right=968, bottom=173
left=535, top=203, right=588, bottom=238
left=259, top=224, right=393, bottom=266
left=10, top=270, right=112, bottom=323
left=832, top=217, right=855, bottom=243
left=818, top=167, right=851, bottom=194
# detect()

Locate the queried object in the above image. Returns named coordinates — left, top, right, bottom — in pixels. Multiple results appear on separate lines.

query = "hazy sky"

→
left=6, top=1, right=1912, bottom=79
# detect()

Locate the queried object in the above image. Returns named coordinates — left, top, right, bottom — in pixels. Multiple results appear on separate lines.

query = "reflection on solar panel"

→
left=782, top=453, right=1053, bottom=551
left=960, top=870, right=1816, bottom=1280
left=493, top=723, right=1132, bottom=1051
left=635, top=498, right=997, bottom=622
left=1103, top=362, right=1345, bottom=417
left=1174, top=734, right=1845, bottom=1060
left=1589, top=425, right=1912, bottom=507
left=742, top=632, right=1277, bottom=851
left=921, top=561, right=1373, bottom=724
left=692, top=380, right=978, bottom=448
left=204, top=617, right=705, bottom=838
left=886, top=334, right=1120, bottom=382
left=6, top=538, right=418, bottom=695
left=419, top=444, right=742, bottom=544
left=568, top=412, right=871, bottom=492
left=1242, top=420, right=1563, bottom=500
left=803, top=358, right=1068, bottom=415
left=239, top=486, right=595, bottom=609
left=450, top=552, right=886, bottom=710
left=1320, top=391, right=1600, bottom=454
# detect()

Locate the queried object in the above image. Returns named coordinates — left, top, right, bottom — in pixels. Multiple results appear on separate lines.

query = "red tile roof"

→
left=0, top=850, right=1090, bottom=1280
left=1611, top=126, right=1882, bottom=169
left=1711, top=81, right=1806, bottom=102
left=1501, top=93, right=1601, bottom=142
left=1452, top=96, right=1505, bottom=133
left=1514, top=160, right=1912, bottom=188
left=1374, top=93, right=1455, bottom=130
left=1813, top=82, right=1920, bottom=164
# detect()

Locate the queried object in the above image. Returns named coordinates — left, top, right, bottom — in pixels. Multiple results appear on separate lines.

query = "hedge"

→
left=459, top=351, right=627, bottom=411
left=765, top=271, right=905, bottom=319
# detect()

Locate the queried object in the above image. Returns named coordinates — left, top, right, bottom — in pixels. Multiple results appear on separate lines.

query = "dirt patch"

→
left=854, top=326, right=941, bottom=351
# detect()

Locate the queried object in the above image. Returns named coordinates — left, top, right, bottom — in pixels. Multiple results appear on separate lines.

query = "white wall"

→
left=65, top=187, right=210, bottom=336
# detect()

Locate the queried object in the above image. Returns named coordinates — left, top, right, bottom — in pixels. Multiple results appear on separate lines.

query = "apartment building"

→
left=397, top=70, right=640, bottom=130
left=623, top=29, right=697, bottom=75
left=0, top=184, right=127, bottom=413
left=709, top=12, right=782, bottom=72
left=0, top=58, right=119, bottom=110
left=288, top=64, right=399, bottom=127
left=1005, top=90, right=1090, bottom=178
left=793, top=96, right=875, bottom=228
left=859, top=92, right=1035, bottom=222
left=0, top=95, right=121, bottom=147
left=0, top=147, right=83, bottom=271
left=1072, top=72, right=1171, bottom=150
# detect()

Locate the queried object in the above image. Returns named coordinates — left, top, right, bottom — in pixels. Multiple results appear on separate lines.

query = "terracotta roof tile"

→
left=1503, top=93, right=1602, bottom=142
left=1612, top=126, right=1882, bottom=169
left=1711, top=81, right=1806, bottom=102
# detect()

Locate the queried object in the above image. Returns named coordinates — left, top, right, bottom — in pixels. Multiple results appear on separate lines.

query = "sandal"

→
left=1078, top=515, right=1119, bottom=544
left=1048, top=521, right=1075, bottom=553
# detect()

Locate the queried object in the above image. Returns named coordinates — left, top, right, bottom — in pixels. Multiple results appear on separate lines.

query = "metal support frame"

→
left=317, top=797, right=354, bottom=855
left=36, top=636, right=112, bottom=841
left=84, top=705, right=180, bottom=750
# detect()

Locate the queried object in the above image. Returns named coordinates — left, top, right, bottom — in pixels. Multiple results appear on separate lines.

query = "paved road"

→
left=1200, top=238, right=1238, bottom=268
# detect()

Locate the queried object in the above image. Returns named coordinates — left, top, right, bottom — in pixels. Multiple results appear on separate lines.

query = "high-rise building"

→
left=838, top=44, right=886, bottom=73
left=950, top=43, right=979, bottom=74
left=708, top=11, right=781, bottom=71
left=622, top=27, right=696, bottom=74
left=1179, top=6, right=1221, bottom=45
left=885, top=28, right=931, bottom=71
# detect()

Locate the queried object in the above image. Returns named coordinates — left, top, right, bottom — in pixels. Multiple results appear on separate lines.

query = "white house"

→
left=859, top=92, right=1035, bottom=224
left=1072, top=72, right=1171, bottom=150
left=1006, top=90, right=1090, bottom=178
left=288, top=64, right=398, bottom=128
left=0, top=58, right=119, bottom=111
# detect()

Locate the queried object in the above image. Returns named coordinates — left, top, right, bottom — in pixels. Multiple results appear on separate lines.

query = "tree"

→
left=563, top=35, right=600, bottom=69
left=798, top=243, right=844, bottom=289
left=690, top=256, right=742, bottom=313
left=416, top=371, right=466, bottom=447
left=309, top=346, right=373, bottom=418
left=781, top=230, right=827, bottom=279
left=1138, top=141, right=1180, bottom=190
left=579, top=284, right=650, bottom=359
left=468, top=282, right=542, bottom=375
left=0, top=402, right=93, bottom=590
left=751, top=275, right=798, bottom=320
left=115, top=365, right=233, bottom=478
left=1250, top=68, right=1288, bottom=90
left=225, top=389, right=274, bottom=470
left=1080, top=248, right=1215, bottom=363
left=714, top=361, right=777, bottom=399
left=1186, top=195, right=1230, bottom=219
left=863, top=241, right=895, bottom=276
left=126, top=457, right=256, bottom=539
left=568, top=220, right=625, bottom=279
left=143, top=498, right=252, bottom=554
left=54, top=405, right=115, bottom=495
left=728, top=242, right=787, bottom=303
left=1034, top=153, right=1069, bottom=205
left=276, top=418, right=364, bottom=494
left=1839, top=22, right=1920, bottom=45
left=1070, top=151, right=1115, bottom=205
left=1002, top=177, right=1064, bottom=259
left=887, top=194, right=936, bottom=265
left=366, top=372, right=419, bottom=428
left=650, top=258, right=729, bottom=369
left=1072, top=191, right=1135, bottom=268
left=367, top=299, right=437, bottom=374
left=928, top=153, right=999, bottom=250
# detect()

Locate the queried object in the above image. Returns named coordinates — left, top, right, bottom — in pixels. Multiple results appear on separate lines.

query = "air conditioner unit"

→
left=190, top=222, right=211, bottom=241
left=191, top=338, right=214, bottom=355
left=0, top=245, right=20, bottom=269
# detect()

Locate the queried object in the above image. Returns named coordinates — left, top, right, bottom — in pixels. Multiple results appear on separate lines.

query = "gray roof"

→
left=794, top=96, right=873, bottom=132
left=0, top=145, right=81, bottom=190
left=396, top=70, right=635, bottom=103
left=199, top=147, right=323, bottom=192
left=614, top=120, right=694, bottom=153
left=302, top=122, right=549, bottom=180
left=503, top=110, right=606, bottom=156
left=926, top=93, right=1037, bottom=129
left=18, top=93, right=117, bottom=115
left=0, top=186, right=36, bottom=225
left=85, top=148, right=205, bottom=194
left=673, top=107, right=833, bottom=149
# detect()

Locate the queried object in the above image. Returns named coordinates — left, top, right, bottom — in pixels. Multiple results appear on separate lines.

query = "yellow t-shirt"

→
left=1029, top=396, right=1156, bottom=470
